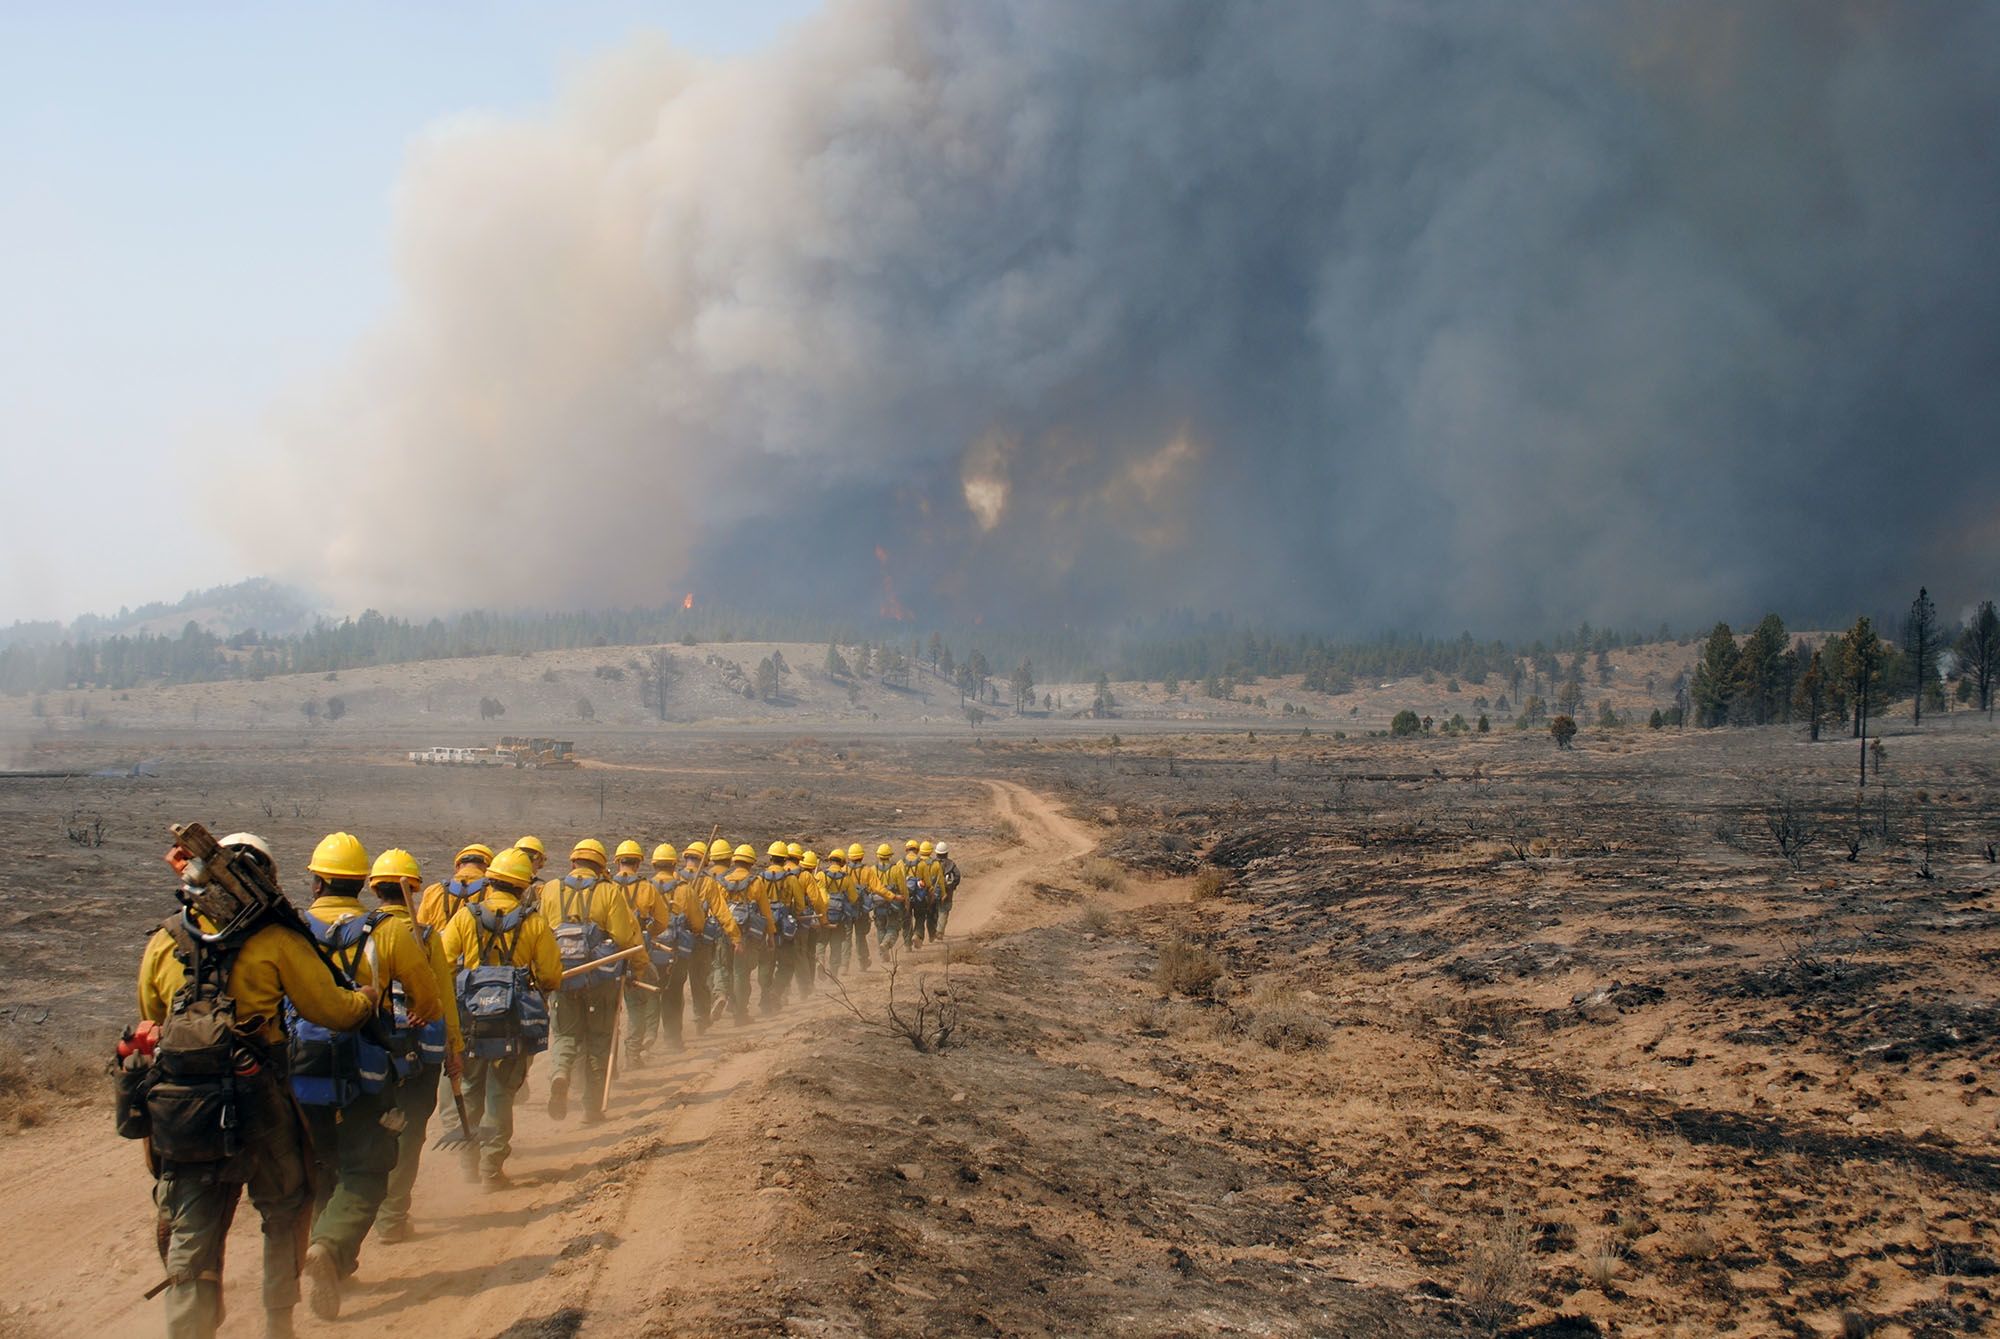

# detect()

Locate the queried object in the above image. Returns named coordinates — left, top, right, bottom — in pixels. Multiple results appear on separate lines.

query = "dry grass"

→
left=1077, top=901, right=1115, bottom=934
left=1189, top=867, right=1230, bottom=901
left=0, top=1036, right=101, bottom=1132
left=1676, top=1221, right=1720, bottom=1262
left=1080, top=857, right=1125, bottom=891
left=1463, top=1209, right=1532, bottom=1331
left=1233, top=980, right=1332, bottom=1052
left=1586, top=1240, right=1624, bottom=1291
left=1154, top=935, right=1225, bottom=998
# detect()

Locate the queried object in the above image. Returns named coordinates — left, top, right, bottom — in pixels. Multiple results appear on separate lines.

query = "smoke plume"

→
left=251, top=0, right=2000, bottom=632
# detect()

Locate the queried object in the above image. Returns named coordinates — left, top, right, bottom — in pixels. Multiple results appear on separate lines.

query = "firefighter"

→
left=539, top=838, right=640, bottom=1124
left=779, top=841, right=816, bottom=999
left=798, top=850, right=829, bottom=987
left=367, top=849, right=464, bottom=1243
left=935, top=840, right=961, bottom=934
left=846, top=843, right=873, bottom=969
left=723, top=844, right=788, bottom=1015
left=864, top=842, right=903, bottom=956
left=137, top=830, right=378, bottom=1339
left=888, top=840, right=925, bottom=948
left=291, top=833, right=444, bottom=1320
left=516, top=835, right=549, bottom=882
left=655, top=843, right=741, bottom=1046
left=912, top=839, right=945, bottom=944
left=416, top=842, right=493, bottom=935
left=705, top=838, right=750, bottom=1023
left=607, top=839, right=668, bottom=1069
left=438, top=847, right=558, bottom=1187
left=820, top=847, right=858, bottom=977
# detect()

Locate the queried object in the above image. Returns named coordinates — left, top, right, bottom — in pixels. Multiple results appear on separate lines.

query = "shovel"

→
left=432, top=1071, right=486, bottom=1151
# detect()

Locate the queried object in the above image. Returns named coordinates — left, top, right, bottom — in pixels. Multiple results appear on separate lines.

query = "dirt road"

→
left=0, top=780, right=1094, bottom=1339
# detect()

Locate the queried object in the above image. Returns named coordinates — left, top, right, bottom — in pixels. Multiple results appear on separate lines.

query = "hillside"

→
left=0, top=636, right=1723, bottom=740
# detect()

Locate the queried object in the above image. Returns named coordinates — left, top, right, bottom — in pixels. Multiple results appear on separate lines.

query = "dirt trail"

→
left=0, top=779, right=1094, bottom=1339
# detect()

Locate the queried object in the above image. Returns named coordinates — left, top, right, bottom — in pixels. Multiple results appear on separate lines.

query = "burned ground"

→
left=0, top=713, right=1995, bottom=1336
left=963, top=717, right=2000, bottom=1335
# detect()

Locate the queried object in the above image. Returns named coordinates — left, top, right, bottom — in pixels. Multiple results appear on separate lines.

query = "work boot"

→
left=375, top=1219, right=412, bottom=1244
left=303, top=1242, right=341, bottom=1320
left=483, top=1170, right=513, bottom=1192
left=264, top=1307, right=298, bottom=1339
left=547, top=1075, right=569, bottom=1121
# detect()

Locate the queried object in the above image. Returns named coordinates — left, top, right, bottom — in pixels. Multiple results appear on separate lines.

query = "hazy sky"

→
left=0, top=1, right=815, bottom=624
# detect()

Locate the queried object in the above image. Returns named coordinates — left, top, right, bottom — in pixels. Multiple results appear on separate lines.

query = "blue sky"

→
left=0, top=1, right=816, bottom=625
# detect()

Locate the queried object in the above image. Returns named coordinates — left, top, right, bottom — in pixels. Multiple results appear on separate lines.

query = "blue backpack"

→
left=456, top=904, right=549, bottom=1059
left=386, top=921, right=449, bottom=1068
left=818, top=874, right=846, bottom=927
left=646, top=876, right=697, bottom=966
left=287, top=912, right=395, bottom=1108
left=761, top=869, right=802, bottom=943
left=722, top=871, right=767, bottom=944
left=552, top=876, right=620, bottom=990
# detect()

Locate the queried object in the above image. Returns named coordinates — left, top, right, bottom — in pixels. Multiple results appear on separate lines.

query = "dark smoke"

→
left=253, top=0, right=2000, bottom=633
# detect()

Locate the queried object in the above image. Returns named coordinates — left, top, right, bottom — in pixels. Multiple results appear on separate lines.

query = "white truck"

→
left=406, top=746, right=505, bottom=766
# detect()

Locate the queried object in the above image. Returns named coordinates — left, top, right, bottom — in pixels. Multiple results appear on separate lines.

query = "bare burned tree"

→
left=825, top=953, right=960, bottom=1053
left=1764, top=788, right=1817, bottom=871
left=1500, top=811, right=1542, bottom=862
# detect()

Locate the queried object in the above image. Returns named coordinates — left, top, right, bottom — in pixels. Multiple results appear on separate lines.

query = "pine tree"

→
left=1904, top=587, right=1939, bottom=727
left=1958, top=599, right=1998, bottom=718
left=1733, top=614, right=1790, bottom=725
left=1010, top=659, right=1036, bottom=715
left=1843, top=616, right=1883, bottom=787
left=1793, top=647, right=1828, bottom=742
left=1691, top=623, right=1739, bottom=727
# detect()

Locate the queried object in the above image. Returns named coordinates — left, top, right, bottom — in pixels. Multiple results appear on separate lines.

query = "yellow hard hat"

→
left=615, top=839, right=645, bottom=861
left=455, top=842, right=494, bottom=867
left=487, top=847, right=536, bottom=888
left=919, top=840, right=935, bottom=856
left=651, top=843, right=678, bottom=866
left=826, top=848, right=847, bottom=864
left=685, top=839, right=708, bottom=860
left=571, top=838, right=608, bottom=866
left=732, top=843, right=756, bottom=864
left=308, top=832, right=370, bottom=881
left=786, top=842, right=804, bottom=860
left=517, top=835, right=546, bottom=858
left=370, top=848, right=421, bottom=884
left=905, top=839, right=920, bottom=851
left=766, top=840, right=788, bottom=859
left=801, top=850, right=819, bottom=869
left=847, top=843, right=865, bottom=862
left=708, top=838, right=733, bottom=861
left=877, top=843, right=893, bottom=859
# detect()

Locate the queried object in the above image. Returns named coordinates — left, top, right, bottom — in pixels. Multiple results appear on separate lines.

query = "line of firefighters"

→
left=127, top=827, right=959, bottom=1339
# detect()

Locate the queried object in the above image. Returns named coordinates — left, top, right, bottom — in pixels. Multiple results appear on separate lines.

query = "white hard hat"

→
left=217, top=831, right=275, bottom=864
left=934, top=842, right=949, bottom=855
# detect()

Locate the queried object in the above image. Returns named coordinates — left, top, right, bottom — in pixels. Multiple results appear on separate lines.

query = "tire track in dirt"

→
left=0, top=778, right=1096, bottom=1339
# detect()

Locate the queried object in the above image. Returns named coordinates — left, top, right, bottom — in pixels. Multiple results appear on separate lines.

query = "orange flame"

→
left=874, top=546, right=910, bottom=621
left=682, top=593, right=694, bottom=610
